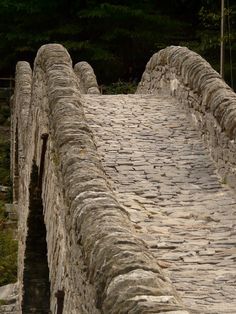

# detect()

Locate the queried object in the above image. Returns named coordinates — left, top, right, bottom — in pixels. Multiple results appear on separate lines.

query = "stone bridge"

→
left=10, top=44, right=236, bottom=313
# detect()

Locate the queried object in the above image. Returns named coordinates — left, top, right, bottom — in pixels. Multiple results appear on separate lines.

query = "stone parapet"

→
left=11, top=61, right=32, bottom=201
left=137, top=46, right=236, bottom=188
left=9, top=61, right=32, bottom=310
left=12, top=44, right=189, bottom=313
left=74, top=61, right=100, bottom=94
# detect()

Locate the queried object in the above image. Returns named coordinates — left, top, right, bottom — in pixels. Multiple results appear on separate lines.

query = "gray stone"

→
left=12, top=43, right=236, bottom=313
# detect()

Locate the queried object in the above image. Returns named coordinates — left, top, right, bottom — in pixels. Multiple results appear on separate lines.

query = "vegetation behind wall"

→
left=0, top=0, right=235, bottom=88
left=0, top=93, right=17, bottom=287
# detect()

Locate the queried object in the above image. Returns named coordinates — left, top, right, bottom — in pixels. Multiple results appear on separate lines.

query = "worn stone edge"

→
left=7, top=61, right=32, bottom=313
left=137, top=45, right=236, bottom=140
left=74, top=61, right=100, bottom=94
left=11, top=61, right=32, bottom=199
left=30, top=44, right=189, bottom=313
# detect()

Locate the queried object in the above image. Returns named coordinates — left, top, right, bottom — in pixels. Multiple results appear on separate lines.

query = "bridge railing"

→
left=74, top=61, right=100, bottom=94
left=137, top=45, right=236, bottom=189
left=12, top=44, right=190, bottom=314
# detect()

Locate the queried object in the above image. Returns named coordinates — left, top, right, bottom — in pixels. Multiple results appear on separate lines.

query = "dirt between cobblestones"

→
left=83, top=94, right=236, bottom=314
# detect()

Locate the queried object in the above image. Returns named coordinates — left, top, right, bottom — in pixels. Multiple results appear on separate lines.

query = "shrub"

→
left=102, top=80, right=137, bottom=94
left=0, top=105, right=10, bottom=126
left=0, top=229, right=17, bottom=286
left=0, top=137, right=10, bottom=186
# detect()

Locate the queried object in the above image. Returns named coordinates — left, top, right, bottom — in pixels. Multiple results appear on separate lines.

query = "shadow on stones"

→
left=22, top=161, right=50, bottom=313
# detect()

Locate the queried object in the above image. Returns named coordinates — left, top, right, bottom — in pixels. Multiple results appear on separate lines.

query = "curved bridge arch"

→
left=12, top=44, right=236, bottom=313
left=137, top=46, right=236, bottom=187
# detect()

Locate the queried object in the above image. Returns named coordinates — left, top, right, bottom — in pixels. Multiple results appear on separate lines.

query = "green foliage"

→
left=0, top=137, right=10, bottom=186
left=0, top=229, right=17, bottom=286
left=0, top=299, right=7, bottom=305
left=0, top=104, right=10, bottom=125
left=0, top=0, right=235, bottom=88
left=0, top=202, right=17, bottom=287
left=196, top=2, right=236, bottom=89
left=0, top=201, right=6, bottom=221
left=0, top=99, right=16, bottom=288
left=75, top=2, right=189, bottom=82
left=0, top=0, right=192, bottom=82
left=197, top=5, right=222, bottom=54
left=102, top=81, right=137, bottom=94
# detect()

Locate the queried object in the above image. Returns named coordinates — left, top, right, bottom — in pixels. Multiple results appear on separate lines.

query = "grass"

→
left=0, top=105, right=10, bottom=126
left=0, top=137, right=11, bottom=187
left=102, top=80, right=137, bottom=94
left=0, top=99, right=17, bottom=287
left=0, top=202, right=17, bottom=286
left=0, top=299, right=7, bottom=305
left=0, top=229, right=17, bottom=286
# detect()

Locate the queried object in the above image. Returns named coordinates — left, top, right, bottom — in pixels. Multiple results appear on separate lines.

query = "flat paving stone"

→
left=83, top=94, right=236, bottom=314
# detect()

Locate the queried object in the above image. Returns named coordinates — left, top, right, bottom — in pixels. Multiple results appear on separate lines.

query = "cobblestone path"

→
left=83, top=94, right=236, bottom=314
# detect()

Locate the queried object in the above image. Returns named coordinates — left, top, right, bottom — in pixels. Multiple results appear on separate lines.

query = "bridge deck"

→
left=83, top=94, right=236, bottom=314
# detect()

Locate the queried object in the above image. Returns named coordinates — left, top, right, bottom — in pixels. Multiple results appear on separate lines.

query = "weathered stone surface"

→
left=11, top=43, right=236, bottom=314
left=137, top=45, right=236, bottom=189
left=74, top=61, right=100, bottom=94
left=83, top=93, right=236, bottom=313
left=12, top=44, right=188, bottom=313
left=0, top=284, right=20, bottom=313
left=0, top=284, right=18, bottom=304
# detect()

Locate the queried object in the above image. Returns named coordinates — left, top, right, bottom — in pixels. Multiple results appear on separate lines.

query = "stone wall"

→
left=11, top=61, right=32, bottom=203
left=0, top=283, right=19, bottom=313
left=12, top=44, right=189, bottom=313
left=74, top=61, right=100, bottom=94
left=137, top=46, right=236, bottom=188
left=11, top=61, right=32, bottom=313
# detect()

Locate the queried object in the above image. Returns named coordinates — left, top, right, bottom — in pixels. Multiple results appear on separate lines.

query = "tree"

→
left=0, top=0, right=193, bottom=82
left=196, top=1, right=236, bottom=89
